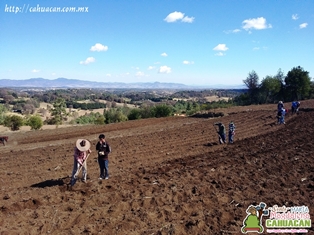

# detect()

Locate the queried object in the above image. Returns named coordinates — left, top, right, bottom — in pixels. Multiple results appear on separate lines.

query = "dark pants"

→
left=98, top=158, right=109, bottom=179
left=291, top=106, right=299, bottom=114
left=219, top=133, right=226, bottom=144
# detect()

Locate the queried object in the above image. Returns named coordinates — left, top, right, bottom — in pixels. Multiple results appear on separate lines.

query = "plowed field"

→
left=1, top=101, right=314, bottom=235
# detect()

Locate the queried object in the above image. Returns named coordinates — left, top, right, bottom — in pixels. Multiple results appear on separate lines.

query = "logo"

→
left=241, top=202, right=311, bottom=233
left=266, top=205, right=311, bottom=233
left=241, top=202, right=269, bottom=233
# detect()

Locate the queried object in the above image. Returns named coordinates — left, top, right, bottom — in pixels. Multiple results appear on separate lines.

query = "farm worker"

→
left=70, top=139, right=92, bottom=186
left=291, top=101, right=300, bottom=114
left=214, top=122, right=226, bottom=144
left=96, top=134, right=111, bottom=180
left=228, top=121, right=236, bottom=144
left=276, top=101, right=284, bottom=123
left=278, top=108, right=286, bottom=124
left=277, top=101, right=284, bottom=112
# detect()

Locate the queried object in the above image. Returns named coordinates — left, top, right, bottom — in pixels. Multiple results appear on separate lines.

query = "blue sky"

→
left=1, top=0, right=313, bottom=86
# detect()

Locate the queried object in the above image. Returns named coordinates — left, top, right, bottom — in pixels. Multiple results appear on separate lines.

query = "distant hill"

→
left=0, top=78, right=190, bottom=89
left=0, top=78, right=244, bottom=89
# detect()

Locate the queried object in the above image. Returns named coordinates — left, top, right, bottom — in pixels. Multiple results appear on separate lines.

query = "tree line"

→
left=237, top=66, right=313, bottom=105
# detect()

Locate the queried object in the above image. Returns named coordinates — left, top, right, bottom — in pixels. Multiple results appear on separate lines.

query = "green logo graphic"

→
left=241, top=202, right=269, bottom=233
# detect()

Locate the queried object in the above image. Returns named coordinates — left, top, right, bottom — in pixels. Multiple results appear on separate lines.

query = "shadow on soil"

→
left=204, top=142, right=219, bottom=147
left=190, top=112, right=224, bottom=118
left=31, top=177, right=68, bottom=188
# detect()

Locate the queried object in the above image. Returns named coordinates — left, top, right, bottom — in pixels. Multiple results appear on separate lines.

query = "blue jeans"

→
left=70, top=159, right=87, bottom=186
left=98, top=158, right=109, bottom=178
left=228, top=131, right=234, bottom=143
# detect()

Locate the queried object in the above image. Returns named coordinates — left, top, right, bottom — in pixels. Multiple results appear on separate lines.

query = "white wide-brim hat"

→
left=76, top=139, right=91, bottom=152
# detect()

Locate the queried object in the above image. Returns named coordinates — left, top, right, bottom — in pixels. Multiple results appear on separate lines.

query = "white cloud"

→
left=158, top=66, right=171, bottom=74
left=147, top=66, right=155, bottom=70
left=242, top=17, right=271, bottom=30
left=253, top=47, right=260, bottom=50
left=136, top=71, right=145, bottom=77
left=182, top=16, right=195, bottom=23
left=80, top=57, right=96, bottom=65
left=161, top=52, right=168, bottom=57
left=224, top=29, right=241, bottom=34
left=90, top=43, right=108, bottom=52
left=213, top=44, right=229, bottom=51
left=183, top=60, right=194, bottom=65
left=32, top=69, right=40, bottom=73
left=300, top=23, right=308, bottom=29
left=164, top=11, right=184, bottom=22
left=292, top=14, right=299, bottom=20
left=215, top=52, right=224, bottom=56
left=164, top=11, right=195, bottom=23
left=106, top=74, right=111, bottom=77
left=52, top=73, right=56, bottom=75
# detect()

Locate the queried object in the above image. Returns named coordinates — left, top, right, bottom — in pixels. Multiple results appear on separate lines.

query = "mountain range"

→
left=0, top=78, right=244, bottom=89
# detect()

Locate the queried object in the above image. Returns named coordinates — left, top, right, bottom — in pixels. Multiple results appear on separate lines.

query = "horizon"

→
left=0, top=77, right=246, bottom=89
left=1, top=0, right=313, bottom=86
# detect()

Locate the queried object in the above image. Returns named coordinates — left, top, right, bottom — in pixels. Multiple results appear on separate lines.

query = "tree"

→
left=128, top=108, right=142, bottom=120
left=274, top=69, right=286, bottom=102
left=0, top=104, right=7, bottom=125
left=285, top=66, right=311, bottom=100
left=243, top=70, right=260, bottom=104
left=94, top=115, right=105, bottom=125
left=260, top=75, right=281, bottom=103
left=153, top=104, right=172, bottom=118
left=27, top=115, right=43, bottom=130
left=50, top=98, right=67, bottom=125
left=104, top=108, right=128, bottom=124
left=3, top=94, right=15, bottom=104
left=3, top=115, right=24, bottom=131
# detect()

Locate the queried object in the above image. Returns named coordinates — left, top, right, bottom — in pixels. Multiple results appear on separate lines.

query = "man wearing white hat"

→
left=70, top=139, right=92, bottom=186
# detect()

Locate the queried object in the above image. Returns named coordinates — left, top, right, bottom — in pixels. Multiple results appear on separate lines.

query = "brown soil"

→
left=0, top=101, right=314, bottom=235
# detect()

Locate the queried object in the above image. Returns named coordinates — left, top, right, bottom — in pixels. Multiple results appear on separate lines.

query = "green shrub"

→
left=0, top=104, right=7, bottom=125
left=3, top=115, right=24, bottom=131
left=152, top=104, right=172, bottom=118
left=128, top=109, right=142, bottom=120
left=26, top=115, right=43, bottom=130
left=94, top=116, right=105, bottom=125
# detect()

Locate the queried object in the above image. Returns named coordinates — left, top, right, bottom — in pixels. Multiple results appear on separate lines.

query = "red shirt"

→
left=74, top=147, right=87, bottom=165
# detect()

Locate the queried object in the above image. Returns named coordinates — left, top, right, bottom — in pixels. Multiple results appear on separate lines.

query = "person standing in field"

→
left=277, top=101, right=284, bottom=112
left=276, top=101, right=284, bottom=123
left=278, top=108, right=286, bottom=124
left=96, top=134, right=111, bottom=180
left=70, top=139, right=92, bottom=186
left=228, top=121, right=236, bottom=144
left=214, top=122, right=226, bottom=144
left=291, top=101, right=300, bottom=115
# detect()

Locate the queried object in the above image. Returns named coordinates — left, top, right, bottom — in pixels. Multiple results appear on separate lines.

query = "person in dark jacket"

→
left=277, top=101, right=284, bottom=112
left=214, top=122, right=226, bottom=144
left=96, top=134, right=111, bottom=180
